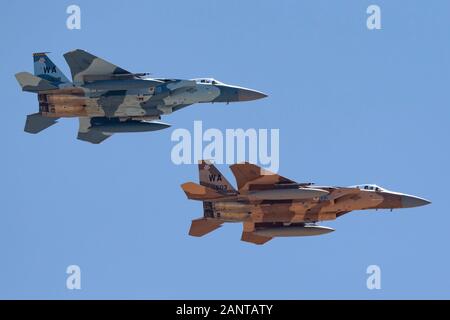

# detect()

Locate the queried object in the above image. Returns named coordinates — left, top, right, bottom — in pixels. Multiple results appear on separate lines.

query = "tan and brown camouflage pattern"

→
left=181, top=161, right=430, bottom=245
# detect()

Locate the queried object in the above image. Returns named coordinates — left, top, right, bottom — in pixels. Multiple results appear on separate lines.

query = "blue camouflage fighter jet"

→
left=15, top=49, right=267, bottom=144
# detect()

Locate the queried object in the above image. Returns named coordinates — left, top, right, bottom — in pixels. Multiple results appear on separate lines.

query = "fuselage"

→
left=204, top=184, right=430, bottom=224
left=17, top=50, right=268, bottom=144
left=35, top=78, right=267, bottom=119
left=183, top=162, right=431, bottom=244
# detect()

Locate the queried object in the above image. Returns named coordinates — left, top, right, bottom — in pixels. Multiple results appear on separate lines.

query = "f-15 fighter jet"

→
left=15, top=50, right=267, bottom=144
left=181, top=161, right=431, bottom=245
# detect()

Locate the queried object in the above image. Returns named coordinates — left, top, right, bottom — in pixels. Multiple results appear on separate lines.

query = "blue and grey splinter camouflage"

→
left=15, top=50, right=267, bottom=144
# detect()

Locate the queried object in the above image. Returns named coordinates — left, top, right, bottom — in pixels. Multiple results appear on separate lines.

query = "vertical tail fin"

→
left=198, top=160, right=237, bottom=195
left=33, top=52, right=71, bottom=88
left=184, top=161, right=237, bottom=239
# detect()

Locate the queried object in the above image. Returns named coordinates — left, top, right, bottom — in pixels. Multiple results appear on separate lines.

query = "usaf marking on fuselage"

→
left=15, top=50, right=267, bottom=144
left=181, top=161, right=431, bottom=245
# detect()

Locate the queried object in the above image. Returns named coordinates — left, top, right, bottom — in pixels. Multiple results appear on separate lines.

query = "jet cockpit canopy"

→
left=353, top=184, right=385, bottom=192
left=193, top=78, right=224, bottom=85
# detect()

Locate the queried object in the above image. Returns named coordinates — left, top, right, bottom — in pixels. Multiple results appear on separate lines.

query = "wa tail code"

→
left=209, top=174, right=222, bottom=182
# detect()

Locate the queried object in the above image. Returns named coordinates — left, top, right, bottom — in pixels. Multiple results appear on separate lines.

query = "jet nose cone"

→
left=238, top=89, right=268, bottom=101
left=401, top=195, right=431, bottom=208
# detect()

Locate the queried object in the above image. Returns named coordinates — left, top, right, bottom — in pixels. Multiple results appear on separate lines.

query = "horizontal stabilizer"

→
left=15, top=72, right=58, bottom=92
left=189, top=218, right=223, bottom=237
left=181, top=182, right=227, bottom=201
left=24, top=113, right=59, bottom=134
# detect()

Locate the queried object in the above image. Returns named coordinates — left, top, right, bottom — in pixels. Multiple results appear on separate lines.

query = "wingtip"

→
left=180, top=181, right=194, bottom=190
left=63, top=48, right=86, bottom=57
left=14, top=72, right=27, bottom=82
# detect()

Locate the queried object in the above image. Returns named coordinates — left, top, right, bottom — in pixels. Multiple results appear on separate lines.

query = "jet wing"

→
left=241, top=232, right=272, bottom=245
left=229, top=162, right=297, bottom=191
left=77, top=117, right=112, bottom=144
left=77, top=130, right=112, bottom=144
left=241, top=220, right=272, bottom=245
left=171, top=103, right=193, bottom=112
left=63, top=49, right=136, bottom=84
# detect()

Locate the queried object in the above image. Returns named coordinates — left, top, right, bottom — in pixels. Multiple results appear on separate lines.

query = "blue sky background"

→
left=1, top=0, right=449, bottom=299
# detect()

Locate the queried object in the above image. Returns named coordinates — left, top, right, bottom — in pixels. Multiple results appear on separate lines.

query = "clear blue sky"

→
left=1, top=0, right=448, bottom=299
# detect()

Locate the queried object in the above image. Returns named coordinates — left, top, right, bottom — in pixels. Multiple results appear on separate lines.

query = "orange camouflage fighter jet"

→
left=181, top=161, right=431, bottom=245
